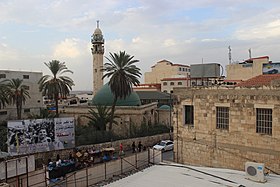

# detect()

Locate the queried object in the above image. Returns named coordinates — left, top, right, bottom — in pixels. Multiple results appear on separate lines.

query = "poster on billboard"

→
left=7, top=117, right=75, bottom=156
left=263, top=63, right=280, bottom=74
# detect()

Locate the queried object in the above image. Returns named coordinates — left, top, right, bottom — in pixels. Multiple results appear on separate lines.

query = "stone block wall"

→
left=173, top=86, right=280, bottom=173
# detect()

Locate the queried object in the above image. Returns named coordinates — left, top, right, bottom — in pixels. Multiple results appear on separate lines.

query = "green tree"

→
left=27, top=108, right=56, bottom=119
left=103, top=51, right=141, bottom=130
left=6, top=78, right=30, bottom=120
left=0, top=80, right=9, bottom=109
left=38, top=60, right=74, bottom=116
left=83, top=105, right=119, bottom=131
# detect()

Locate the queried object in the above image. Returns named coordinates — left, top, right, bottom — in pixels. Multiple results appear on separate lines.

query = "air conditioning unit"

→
left=245, top=162, right=266, bottom=183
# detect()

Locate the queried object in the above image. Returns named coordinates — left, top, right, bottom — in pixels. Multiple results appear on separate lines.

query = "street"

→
left=162, top=150, right=174, bottom=162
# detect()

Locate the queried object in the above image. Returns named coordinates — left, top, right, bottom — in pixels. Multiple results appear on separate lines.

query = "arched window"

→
left=163, top=82, right=167, bottom=86
left=170, top=82, right=175, bottom=85
left=178, top=82, right=182, bottom=85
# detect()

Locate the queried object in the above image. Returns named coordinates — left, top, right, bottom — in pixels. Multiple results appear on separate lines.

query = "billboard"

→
left=263, top=63, right=280, bottom=74
left=7, top=117, right=75, bottom=156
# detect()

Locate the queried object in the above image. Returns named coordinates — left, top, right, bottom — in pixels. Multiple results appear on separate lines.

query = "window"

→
left=24, top=109, right=30, bottom=113
left=163, top=82, right=167, bottom=86
left=178, top=82, right=182, bottom=85
left=0, top=74, right=6, bottom=79
left=256, top=108, right=272, bottom=135
left=0, top=111, right=7, bottom=115
left=184, top=105, right=194, bottom=127
left=170, top=82, right=174, bottom=86
left=216, top=107, right=229, bottom=130
left=179, top=67, right=182, bottom=71
left=23, top=75, right=29, bottom=79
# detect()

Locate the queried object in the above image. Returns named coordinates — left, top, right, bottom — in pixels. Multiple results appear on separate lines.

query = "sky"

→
left=1, top=0, right=280, bottom=90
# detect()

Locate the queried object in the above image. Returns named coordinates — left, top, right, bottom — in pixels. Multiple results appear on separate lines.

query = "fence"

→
left=50, top=148, right=162, bottom=187
left=1, top=148, right=162, bottom=187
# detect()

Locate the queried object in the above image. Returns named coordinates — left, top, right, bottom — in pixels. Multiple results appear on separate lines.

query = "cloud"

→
left=132, top=37, right=143, bottom=44
left=235, top=19, right=280, bottom=40
left=164, top=39, right=176, bottom=47
left=53, top=38, right=83, bottom=59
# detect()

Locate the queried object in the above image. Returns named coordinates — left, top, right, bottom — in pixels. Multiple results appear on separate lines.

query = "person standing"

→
left=119, top=143, right=124, bottom=156
left=132, top=141, right=136, bottom=153
left=138, top=141, right=143, bottom=152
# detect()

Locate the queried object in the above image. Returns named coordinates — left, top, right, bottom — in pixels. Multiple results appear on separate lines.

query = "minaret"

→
left=91, top=20, right=104, bottom=95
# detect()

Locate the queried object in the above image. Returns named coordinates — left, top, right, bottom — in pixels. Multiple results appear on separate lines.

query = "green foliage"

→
left=6, top=78, right=30, bottom=119
left=38, top=60, right=74, bottom=116
left=75, top=125, right=122, bottom=146
left=0, top=121, right=7, bottom=152
left=102, top=51, right=142, bottom=130
left=27, top=108, right=56, bottom=119
left=0, top=80, right=9, bottom=109
left=75, top=122, right=170, bottom=146
left=82, top=105, right=119, bottom=131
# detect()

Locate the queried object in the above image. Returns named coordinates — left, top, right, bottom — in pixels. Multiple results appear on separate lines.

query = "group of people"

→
left=119, top=141, right=147, bottom=156
left=131, top=141, right=146, bottom=153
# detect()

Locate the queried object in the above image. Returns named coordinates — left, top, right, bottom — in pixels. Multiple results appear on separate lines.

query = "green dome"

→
left=159, top=105, right=171, bottom=110
left=91, top=84, right=141, bottom=106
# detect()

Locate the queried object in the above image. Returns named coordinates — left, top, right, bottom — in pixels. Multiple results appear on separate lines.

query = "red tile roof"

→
left=245, top=56, right=269, bottom=61
left=161, top=77, right=189, bottom=81
left=236, top=74, right=280, bottom=87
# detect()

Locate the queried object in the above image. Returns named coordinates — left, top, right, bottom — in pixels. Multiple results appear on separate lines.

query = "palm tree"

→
left=103, top=51, right=142, bottom=130
left=6, top=78, right=30, bottom=120
left=0, top=80, right=9, bottom=109
left=38, top=60, right=74, bottom=116
left=27, top=108, right=56, bottom=119
left=83, top=105, right=119, bottom=131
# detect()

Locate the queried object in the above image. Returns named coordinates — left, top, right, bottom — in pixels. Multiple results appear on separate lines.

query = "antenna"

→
left=228, top=46, right=232, bottom=64
left=97, top=20, right=100, bottom=28
left=248, top=48, right=252, bottom=59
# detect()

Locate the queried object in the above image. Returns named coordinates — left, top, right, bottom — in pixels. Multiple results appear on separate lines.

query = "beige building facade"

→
left=161, top=77, right=189, bottom=93
left=145, top=60, right=190, bottom=84
left=226, top=56, right=269, bottom=81
left=173, top=86, right=280, bottom=173
left=0, top=70, right=43, bottom=120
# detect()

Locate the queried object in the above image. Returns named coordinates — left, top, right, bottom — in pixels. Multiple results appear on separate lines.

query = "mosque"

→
left=61, top=22, right=170, bottom=136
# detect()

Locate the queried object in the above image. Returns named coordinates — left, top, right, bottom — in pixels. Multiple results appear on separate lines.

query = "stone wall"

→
left=59, top=102, right=159, bottom=137
left=33, top=133, right=171, bottom=168
left=173, top=86, right=280, bottom=173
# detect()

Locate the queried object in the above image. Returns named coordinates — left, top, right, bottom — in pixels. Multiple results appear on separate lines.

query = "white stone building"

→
left=0, top=70, right=43, bottom=120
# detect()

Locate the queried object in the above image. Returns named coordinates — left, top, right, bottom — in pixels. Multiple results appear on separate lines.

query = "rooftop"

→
left=106, top=163, right=280, bottom=187
left=236, top=74, right=280, bottom=87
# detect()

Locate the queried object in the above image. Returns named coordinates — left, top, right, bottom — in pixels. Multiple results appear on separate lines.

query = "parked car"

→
left=153, top=140, right=174, bottom=151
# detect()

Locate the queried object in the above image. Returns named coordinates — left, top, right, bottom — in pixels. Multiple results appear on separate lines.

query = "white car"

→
left=153, top=140, right=174, bottom=151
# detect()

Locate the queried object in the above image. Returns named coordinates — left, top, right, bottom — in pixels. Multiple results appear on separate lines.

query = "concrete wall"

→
left=173, top=86, right=280, bottom=173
